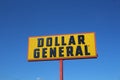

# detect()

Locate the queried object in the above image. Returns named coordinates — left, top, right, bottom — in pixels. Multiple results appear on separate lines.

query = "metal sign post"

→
left=60, top=60, right=63, bottom=80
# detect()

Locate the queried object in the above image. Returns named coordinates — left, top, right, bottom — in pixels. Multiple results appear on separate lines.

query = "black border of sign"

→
left=27, top=32, right=98, bottom=62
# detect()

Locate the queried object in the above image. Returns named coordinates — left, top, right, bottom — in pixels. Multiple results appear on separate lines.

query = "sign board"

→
left=28, top=32, right=97, bottom=61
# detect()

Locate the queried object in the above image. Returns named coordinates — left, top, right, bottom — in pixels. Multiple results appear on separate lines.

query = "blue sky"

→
left=0, top=0, right=120, bottom=80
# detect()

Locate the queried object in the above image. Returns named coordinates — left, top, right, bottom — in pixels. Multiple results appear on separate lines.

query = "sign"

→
left=28, top=32, right=97, bottom=61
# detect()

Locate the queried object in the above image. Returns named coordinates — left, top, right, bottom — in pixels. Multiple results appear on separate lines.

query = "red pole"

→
left=60, top=59, right=63, bottom=80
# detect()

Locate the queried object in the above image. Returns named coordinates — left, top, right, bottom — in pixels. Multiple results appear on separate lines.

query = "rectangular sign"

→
left=28, top=32, right=97, bottom=61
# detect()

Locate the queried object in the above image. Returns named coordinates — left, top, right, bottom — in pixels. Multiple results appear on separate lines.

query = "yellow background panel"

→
left=28, top=32, right=97, bottom=61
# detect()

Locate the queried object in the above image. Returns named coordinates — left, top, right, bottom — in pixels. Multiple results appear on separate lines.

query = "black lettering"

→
left=55, top=37, right=60, bottom=46
left=62, top=36, right=66, bottom=45
left=85, top=45, right=90, bottom=55
left=59, top=47, right=64, bottom=57
left=66, top=46, right=74, bottom=56
left=78, top=35, right=85, bottom=44
left=46, top=37, right=52, bottom=46
left=34, top=49, right=40, bottom=58
left=76, top=46, right=83, bottom=56
left=38, top=38, right=44, bottom=47
left=50, top=48, right=56, bottom=57
left=69, top=36, right=75, bottom=45
left=42, top=48, right=47, bottom=58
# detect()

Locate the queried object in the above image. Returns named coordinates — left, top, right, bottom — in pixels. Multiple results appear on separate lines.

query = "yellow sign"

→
left=28, top=32, right=97, bottom=61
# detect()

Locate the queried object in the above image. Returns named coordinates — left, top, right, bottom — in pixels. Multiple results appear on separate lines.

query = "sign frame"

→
left=27, top=32, right=97, bottom=61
